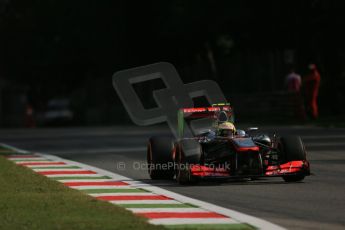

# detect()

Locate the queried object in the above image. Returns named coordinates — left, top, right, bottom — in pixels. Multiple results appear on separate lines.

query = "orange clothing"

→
left=304, top=70, right=321, bottom=119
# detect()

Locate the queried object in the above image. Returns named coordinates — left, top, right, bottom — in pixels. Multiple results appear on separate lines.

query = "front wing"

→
left=189, top=160, right=310, bottom=178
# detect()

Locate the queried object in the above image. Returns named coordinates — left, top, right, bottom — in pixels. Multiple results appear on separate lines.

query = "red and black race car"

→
left=147, top=103, right=310, bottom=184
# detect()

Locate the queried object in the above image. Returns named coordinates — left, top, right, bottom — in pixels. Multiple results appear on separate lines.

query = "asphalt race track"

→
left=1, top=125, right=345, bottom=230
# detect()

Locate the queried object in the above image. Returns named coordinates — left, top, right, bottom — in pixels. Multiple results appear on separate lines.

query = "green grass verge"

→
left=0, top=156, right=165, bottom=230
left=0, top=145, right=255, bottom=230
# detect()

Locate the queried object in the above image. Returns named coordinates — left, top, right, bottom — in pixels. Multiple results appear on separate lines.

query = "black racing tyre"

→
left=176, top=139, right=201, bottom=185
left=279, top=136, right=306, bottom=162
left=179, top=139, right=202, bottom=164
left=278, top=136, right=306, bottom=182
left=147, top=136, right=175, bottom=180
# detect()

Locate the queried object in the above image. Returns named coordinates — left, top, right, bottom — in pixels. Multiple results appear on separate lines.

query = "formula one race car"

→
left=147, top=103, right=310, bottom=184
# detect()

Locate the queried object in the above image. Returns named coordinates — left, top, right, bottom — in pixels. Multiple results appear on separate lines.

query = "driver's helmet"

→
left=218, top=122, right=236, bottom=137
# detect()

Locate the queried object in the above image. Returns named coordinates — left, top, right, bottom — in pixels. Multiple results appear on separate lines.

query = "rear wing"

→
left=177, top=103, right=234, bottom=138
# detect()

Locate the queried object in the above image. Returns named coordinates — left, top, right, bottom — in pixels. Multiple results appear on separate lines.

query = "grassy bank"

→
left=0, top=155, right=164, bottom=230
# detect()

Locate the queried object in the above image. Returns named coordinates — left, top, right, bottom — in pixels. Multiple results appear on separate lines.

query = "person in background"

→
left=285, top=68, right=306, bottom=120
left=285, top=68, right=302, bottom=92
left=303, top=64, right=321, bottom=119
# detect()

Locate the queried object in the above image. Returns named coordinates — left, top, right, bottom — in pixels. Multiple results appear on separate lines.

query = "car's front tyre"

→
left=278, top=136, right=307, bottom=182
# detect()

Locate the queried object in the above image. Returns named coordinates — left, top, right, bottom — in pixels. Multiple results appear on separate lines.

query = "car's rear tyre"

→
left=176, top=139, right=201, bottom=185
left=278, top=136, right=307, bottom=182
left=147, top=136, right=175, bottom=180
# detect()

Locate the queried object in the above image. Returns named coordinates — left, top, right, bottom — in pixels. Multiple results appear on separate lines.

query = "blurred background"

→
left=1, top=0, right=345, bottom=127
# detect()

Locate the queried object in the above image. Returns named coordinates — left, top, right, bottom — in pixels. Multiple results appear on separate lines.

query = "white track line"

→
left=69, top=185, right=130, bottom=189
left=89, top=193, right=157, bottom=197
left=32, top=168, right=89, bottom=172
left=110, top=200, right=183, bottom=205
left=45, top=174, right=102, bottom=178
left=9, top=158, right=47, bottom=161
left=25, top=165, right=78, bottom=168
left=56, top=179, right=118, bottom=183
left=0, top=144, right=31, bottom=153
left=77, top=185, right=134, bottom=189
left=149, top=218, right=238, bottom=225
left=129, top=208, right=209, bottom=213
left=14, top=161, right=53, bottom=164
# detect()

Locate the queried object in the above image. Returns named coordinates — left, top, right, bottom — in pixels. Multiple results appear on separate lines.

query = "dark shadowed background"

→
left=1, top=0, right=345, bottom=127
